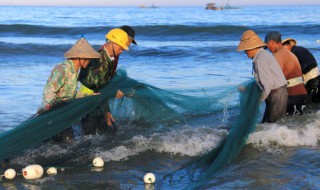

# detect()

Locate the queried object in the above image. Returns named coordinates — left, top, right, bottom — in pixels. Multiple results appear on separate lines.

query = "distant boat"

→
left=206, top=1, right=240, bottom=11
left=223, top=0, right=241, bottom=9
left=205, top=3, right=223, bottom=11
left=150, top=3, right=159, bottom=9
left=139, top=3, right=159, bottom=9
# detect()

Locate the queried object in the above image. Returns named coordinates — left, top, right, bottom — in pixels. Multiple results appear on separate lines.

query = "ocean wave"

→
left=248, top=112, right=320, bottom=153
left=0, top=43, right=68, bottom=57
left=0, top=40, right=236, bottom=59
left=1, top=24, right=320, bottom=39
left=0, top=42, right=103, bottom=57
left=0, top=24, right=107, bottom=37
left=95, top=126, right=227, bottom=162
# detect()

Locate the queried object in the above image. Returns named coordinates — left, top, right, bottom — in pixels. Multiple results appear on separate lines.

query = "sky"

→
left=1, top=0, right=320, bottom=7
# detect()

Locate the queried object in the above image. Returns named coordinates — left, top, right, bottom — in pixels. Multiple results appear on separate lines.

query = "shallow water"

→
left=1, top=5, right=320, bottom=190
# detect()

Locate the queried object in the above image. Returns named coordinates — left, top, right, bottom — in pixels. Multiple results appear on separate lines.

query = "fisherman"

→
left=265, top=31, right=309, bottom=115
left=237, top=30, right=288, bottom=123
left=40, top=37, right=100, bottom=141
left=78, top=26, right=137, bottom=135
left=40, top=37, right=100, bottom=111
left=282, top=38, right=320, bottom=102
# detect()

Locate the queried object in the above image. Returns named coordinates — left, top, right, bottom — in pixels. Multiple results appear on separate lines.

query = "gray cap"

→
left=264, top=31, right=282, bottom=43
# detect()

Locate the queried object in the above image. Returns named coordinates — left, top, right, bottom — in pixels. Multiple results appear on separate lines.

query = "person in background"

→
left=282, top=38, right=320, bottom=102
left=265, top=31, right=309, bottom=115
left=40, top=37, right=100, bottom=111
left=78, top=26, right=137, bottom=135
left=237, top=30, right=288, bottom=123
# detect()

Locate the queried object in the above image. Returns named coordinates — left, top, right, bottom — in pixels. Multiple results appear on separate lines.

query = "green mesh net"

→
left=191, top=80, right=262, bottom=189
left=0, top=69, right=261, bottom=184
left=0, top=95, right=99, bottom=163
left=0, top=69, right=240, bottom=164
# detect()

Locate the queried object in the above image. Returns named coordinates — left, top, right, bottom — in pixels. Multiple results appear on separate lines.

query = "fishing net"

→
left=8, top=134, right=93, bottom=168
left=0, top=69, right=238, bottom=165
left=0, top=96, right=100, bottom=166
left=191, top=80, right=262, bottom=189
left=158, top=80, right=262, bottom=189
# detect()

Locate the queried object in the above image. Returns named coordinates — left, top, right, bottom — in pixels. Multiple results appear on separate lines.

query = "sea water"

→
left=0, top=5, right=320, bottom=189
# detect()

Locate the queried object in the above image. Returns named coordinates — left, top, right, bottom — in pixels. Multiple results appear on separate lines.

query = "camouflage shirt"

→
left=41, top=60, right=79, bottom=108
left=78, top=47, right=118, bottom=92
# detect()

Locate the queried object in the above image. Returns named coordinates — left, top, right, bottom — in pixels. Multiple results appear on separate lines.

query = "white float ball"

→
left=22, top=164, right=44, bottom=180
left=47, top=167, right=57, bottom=175
left=4, top=168, right=16, bottom=179
left=93, top=157, right=104, bottom=167
left=143, top=172, right=156, bottom=184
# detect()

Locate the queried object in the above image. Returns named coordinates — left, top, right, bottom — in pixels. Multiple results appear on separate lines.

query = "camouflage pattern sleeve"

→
left=78, top=49, right=115, bottom=92
left=42, top=65, right=66, bottom=106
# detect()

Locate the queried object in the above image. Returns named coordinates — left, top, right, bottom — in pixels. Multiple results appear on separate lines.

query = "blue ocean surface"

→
left=0, top=5, right=320, bottom=189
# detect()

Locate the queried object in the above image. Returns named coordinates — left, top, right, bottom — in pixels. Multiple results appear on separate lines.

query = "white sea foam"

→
left=96, top=126, right=227, bottom=162
left=248, top=114, right=320, bottom=152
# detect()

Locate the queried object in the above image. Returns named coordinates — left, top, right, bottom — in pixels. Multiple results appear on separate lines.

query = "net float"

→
left=47, top=167, right=57, bottom=175
left=143, top=172, right=156, bottom=184
left=22, top=164, right=44, bottom=180
left=4, top=168, right=16, bottom=179
left=93, top=157, right=104, bottom=167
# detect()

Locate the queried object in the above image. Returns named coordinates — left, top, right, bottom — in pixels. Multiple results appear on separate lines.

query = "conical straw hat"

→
left=64, top=37, right=100, bottom=59
left=237, top=30, right=266, bottom=51
left=282, top=38, right=297, bottom=46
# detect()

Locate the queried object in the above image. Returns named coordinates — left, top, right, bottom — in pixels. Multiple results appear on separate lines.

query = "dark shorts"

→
left=81, top=106, right=118, bottom=135
left=287, top=93, right=309, bottom=115
left=306, top=76, right=320, bottom=102
left=262, top=86, right=288, bottom=123
left=81, top=110, right=107, bottom=135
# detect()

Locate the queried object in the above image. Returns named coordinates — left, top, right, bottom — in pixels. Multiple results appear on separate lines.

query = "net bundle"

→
left=0, top=69, right=235, bottom=163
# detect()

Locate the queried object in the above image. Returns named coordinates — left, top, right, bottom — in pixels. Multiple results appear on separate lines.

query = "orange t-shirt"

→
left=273, top=47, right=307, bottom=96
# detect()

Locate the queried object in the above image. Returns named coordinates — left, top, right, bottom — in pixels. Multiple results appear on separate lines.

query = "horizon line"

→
left=1, top=4, right=320, bottom=7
